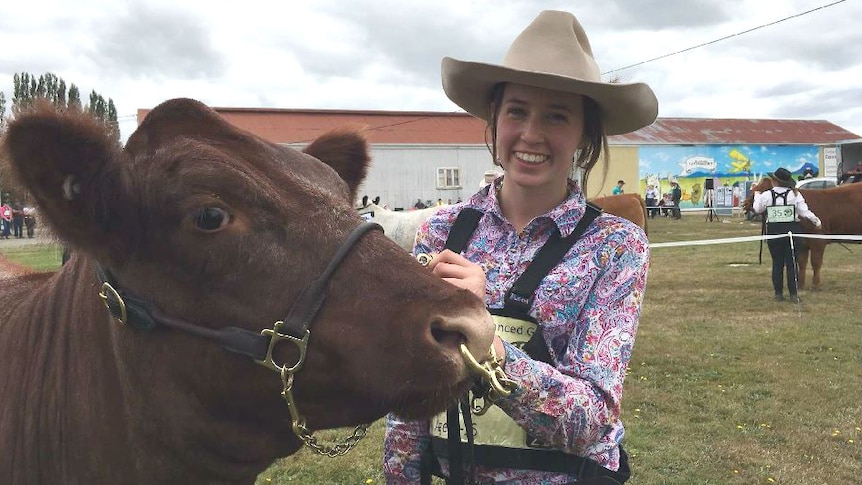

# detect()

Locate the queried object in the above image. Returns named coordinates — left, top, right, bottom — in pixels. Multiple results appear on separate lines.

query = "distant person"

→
left=752, top=167, right=822, bottom=303
left=0, top=202, right=11, bottom=239
left=645, top=184, right=658, bottom=218
left=670, top=181, right=682, bottom=219
left=799, top=167, right=815, bottom=180
left=23, top=205, right=37, bottom=238
left=413, top=198, right=427, bottom=209
left=612, top=179, right=625, bottom=195
left=11, top=200, right=24, bottom=238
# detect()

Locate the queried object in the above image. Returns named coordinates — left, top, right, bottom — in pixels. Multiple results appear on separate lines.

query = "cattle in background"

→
left=357, top=203, right=445, bottom=250
left=0, top=99, right=494, bottom=484
left=590, top=193, right=649, bottom=236
left=742, top=178, right=862, bottom=289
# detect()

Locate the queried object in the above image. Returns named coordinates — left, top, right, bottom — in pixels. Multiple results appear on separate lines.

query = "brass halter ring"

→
left=416, top=253, right=433, bottom=267
left=256, top=320, right=369, bottom=457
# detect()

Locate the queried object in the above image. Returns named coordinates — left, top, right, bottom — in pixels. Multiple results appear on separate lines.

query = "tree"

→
left=0, top=91, right=6, bottom=131
left=2, top=72, right=121, bottom=199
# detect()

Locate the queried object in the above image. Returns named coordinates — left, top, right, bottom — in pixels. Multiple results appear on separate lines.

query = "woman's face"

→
left=494, top=83, right=585, bottom=192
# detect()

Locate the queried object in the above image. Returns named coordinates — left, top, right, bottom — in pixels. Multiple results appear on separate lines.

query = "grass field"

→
left=2, top=213, right=860, bottom=484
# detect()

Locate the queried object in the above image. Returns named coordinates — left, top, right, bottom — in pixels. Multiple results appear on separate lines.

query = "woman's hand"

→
left=426, top=249, right=486, bottom=300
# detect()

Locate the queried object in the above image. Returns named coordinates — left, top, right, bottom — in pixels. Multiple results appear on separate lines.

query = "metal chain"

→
left=259, top=329, right=371, bottom=457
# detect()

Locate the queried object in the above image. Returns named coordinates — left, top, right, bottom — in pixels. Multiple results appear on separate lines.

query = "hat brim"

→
left=442, top=57, right=658, bottom=136
left=768, top=172, right=796, bottom=188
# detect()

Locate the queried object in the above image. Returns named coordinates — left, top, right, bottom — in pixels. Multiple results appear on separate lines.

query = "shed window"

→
left=437, top=167, right=461, bottom=189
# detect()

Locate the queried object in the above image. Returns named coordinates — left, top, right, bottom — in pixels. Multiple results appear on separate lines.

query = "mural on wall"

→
left=638, top=145, right=820, bottom=209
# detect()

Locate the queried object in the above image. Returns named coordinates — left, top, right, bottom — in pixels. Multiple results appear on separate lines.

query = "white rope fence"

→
left=650, top=232, right=862, bottom=248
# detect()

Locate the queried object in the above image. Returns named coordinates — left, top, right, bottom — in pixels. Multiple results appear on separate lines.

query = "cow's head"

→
left=2, top=98, right=494, bottom=457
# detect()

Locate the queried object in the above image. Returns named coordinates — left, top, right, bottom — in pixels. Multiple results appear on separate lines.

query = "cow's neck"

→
left=3, top=258, right=300, bottom=484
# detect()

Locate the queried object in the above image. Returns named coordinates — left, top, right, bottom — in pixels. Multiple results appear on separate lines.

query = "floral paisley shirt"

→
left=384, top=179, right=649, bottom=484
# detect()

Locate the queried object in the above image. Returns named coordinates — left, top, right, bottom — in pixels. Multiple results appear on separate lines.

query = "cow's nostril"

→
left=430, top=323, right=464, bottom=350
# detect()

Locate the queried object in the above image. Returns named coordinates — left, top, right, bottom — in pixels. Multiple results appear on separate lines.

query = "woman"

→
left=752, top=167, right=822, bottom=303
left=384, top=10, right=657, bottom=485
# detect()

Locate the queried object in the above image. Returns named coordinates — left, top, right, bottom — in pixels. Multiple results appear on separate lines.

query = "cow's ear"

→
left=303, top=128, right=370, bottom=202
left=2, top=101, right=135, bottom=263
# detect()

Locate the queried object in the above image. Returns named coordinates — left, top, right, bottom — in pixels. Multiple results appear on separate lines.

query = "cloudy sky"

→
left=1, top=0, right=860, bottom=142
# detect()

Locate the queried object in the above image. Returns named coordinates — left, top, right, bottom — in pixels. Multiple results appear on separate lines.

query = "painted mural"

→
left=638, top=145, right=820, bottom=209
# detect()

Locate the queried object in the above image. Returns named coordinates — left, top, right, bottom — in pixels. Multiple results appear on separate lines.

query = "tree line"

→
left=1, top=71, right=119, bottom=202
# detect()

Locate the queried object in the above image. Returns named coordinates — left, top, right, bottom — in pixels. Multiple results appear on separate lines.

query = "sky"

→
left=1, top=0, right=861, bottom=142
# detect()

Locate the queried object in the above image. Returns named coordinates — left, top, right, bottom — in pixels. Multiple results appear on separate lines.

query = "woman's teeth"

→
left=515, top=152, right=548, bottom=164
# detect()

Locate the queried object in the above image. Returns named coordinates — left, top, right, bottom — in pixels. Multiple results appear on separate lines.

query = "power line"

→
left=604, top=0, right=847, bottom=74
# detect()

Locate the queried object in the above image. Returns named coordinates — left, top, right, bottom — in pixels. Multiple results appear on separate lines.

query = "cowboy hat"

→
left=768, top=167, right=796, bottom=188
left=441, top=10, right=658, bottom=136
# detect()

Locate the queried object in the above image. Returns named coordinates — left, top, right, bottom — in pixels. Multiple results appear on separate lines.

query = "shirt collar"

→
left=467, top=176, right=588, bottom=237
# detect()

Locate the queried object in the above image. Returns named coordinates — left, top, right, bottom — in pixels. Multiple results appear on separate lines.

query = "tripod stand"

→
left=704, top=188, right=721, bottom=222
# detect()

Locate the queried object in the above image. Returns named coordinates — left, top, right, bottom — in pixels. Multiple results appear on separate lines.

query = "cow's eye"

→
left=193, top=207, right=230, bottom=231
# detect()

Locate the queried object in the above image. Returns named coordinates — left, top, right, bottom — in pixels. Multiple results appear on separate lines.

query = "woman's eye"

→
left=507, top=107, right=526, bottom=117
left=193, top=207, right=230, bottom=231
left=548, top=112, right=569, bottom=123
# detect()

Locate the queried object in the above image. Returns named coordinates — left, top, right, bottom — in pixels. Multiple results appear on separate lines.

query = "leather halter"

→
left=97, top=221, right=381, bottom=358
left=96, top=221, right=383, bottom=455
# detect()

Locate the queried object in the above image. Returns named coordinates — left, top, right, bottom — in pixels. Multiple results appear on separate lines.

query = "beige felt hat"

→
left=442, top=10, right=658, bottom=136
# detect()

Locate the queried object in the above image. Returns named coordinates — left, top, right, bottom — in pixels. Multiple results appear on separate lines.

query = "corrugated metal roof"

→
left=610, top=117, right=858, bottom=145
left=137, top=106, right=859, bottom=146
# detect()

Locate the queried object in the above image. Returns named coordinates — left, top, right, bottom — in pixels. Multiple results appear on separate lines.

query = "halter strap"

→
left=96, top=221, right=383, bottom=360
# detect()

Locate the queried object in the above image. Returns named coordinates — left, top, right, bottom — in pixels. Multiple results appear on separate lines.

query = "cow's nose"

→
left=428, top=303, right=495, bottom=368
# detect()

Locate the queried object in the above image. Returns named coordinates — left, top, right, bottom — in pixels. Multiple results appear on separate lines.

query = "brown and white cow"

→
left=0, top=99, right=494, bottom=484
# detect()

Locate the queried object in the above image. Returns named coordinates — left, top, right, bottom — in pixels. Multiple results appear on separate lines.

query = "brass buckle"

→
left=256, top=320, right=309, bottom=374
left=98, top=282, right=127, bottom=325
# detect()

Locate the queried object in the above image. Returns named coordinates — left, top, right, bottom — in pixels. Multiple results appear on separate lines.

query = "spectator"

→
left=670, top=182, right=682, bottom=219
left=612, top=179, right=625, bottom=195
left=11, top=200, right=24, bottom=238
left=0, top=201, right=11, bottom=239
left=645, top=184, right=658, bottom=218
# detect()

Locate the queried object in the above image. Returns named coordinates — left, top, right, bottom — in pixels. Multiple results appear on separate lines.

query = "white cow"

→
left=357, top=203, right=444, bottom=251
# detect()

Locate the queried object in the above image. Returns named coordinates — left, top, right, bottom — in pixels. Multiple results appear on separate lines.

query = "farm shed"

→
left=137, top=106, right=859, bottom=211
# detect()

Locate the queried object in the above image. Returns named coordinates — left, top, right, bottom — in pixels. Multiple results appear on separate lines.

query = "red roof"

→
left=137, top=106, right=858, bottom=146
left=610, top=117, right=859, bottom=145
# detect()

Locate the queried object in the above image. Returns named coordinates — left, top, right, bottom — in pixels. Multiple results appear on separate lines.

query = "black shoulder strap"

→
left=444, top=207, right=483, bottom=253
left=770, top=189, right=789, bottom=205
left=504, top=203, right=602, bottom=313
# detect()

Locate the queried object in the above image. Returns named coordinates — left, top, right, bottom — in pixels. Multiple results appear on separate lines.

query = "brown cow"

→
left=0, top=99, right=494, bottom=484
left=742, top=178, right=862, bottom=289
left=590, top=193, right=649, bottom=235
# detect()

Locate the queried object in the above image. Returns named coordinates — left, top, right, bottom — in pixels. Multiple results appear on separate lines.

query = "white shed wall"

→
left=357, top=144, right=494, bottom=210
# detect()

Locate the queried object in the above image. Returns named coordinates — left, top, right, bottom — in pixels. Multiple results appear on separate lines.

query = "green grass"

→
left=261, top=214, right=861, bottom=485
left=0, top=243, right=63, bottom=271
left=5, top=215, right=860, bottom=484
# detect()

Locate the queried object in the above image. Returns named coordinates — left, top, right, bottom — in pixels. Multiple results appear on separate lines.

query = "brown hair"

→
left=484, top=83, right=609, bottom=197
